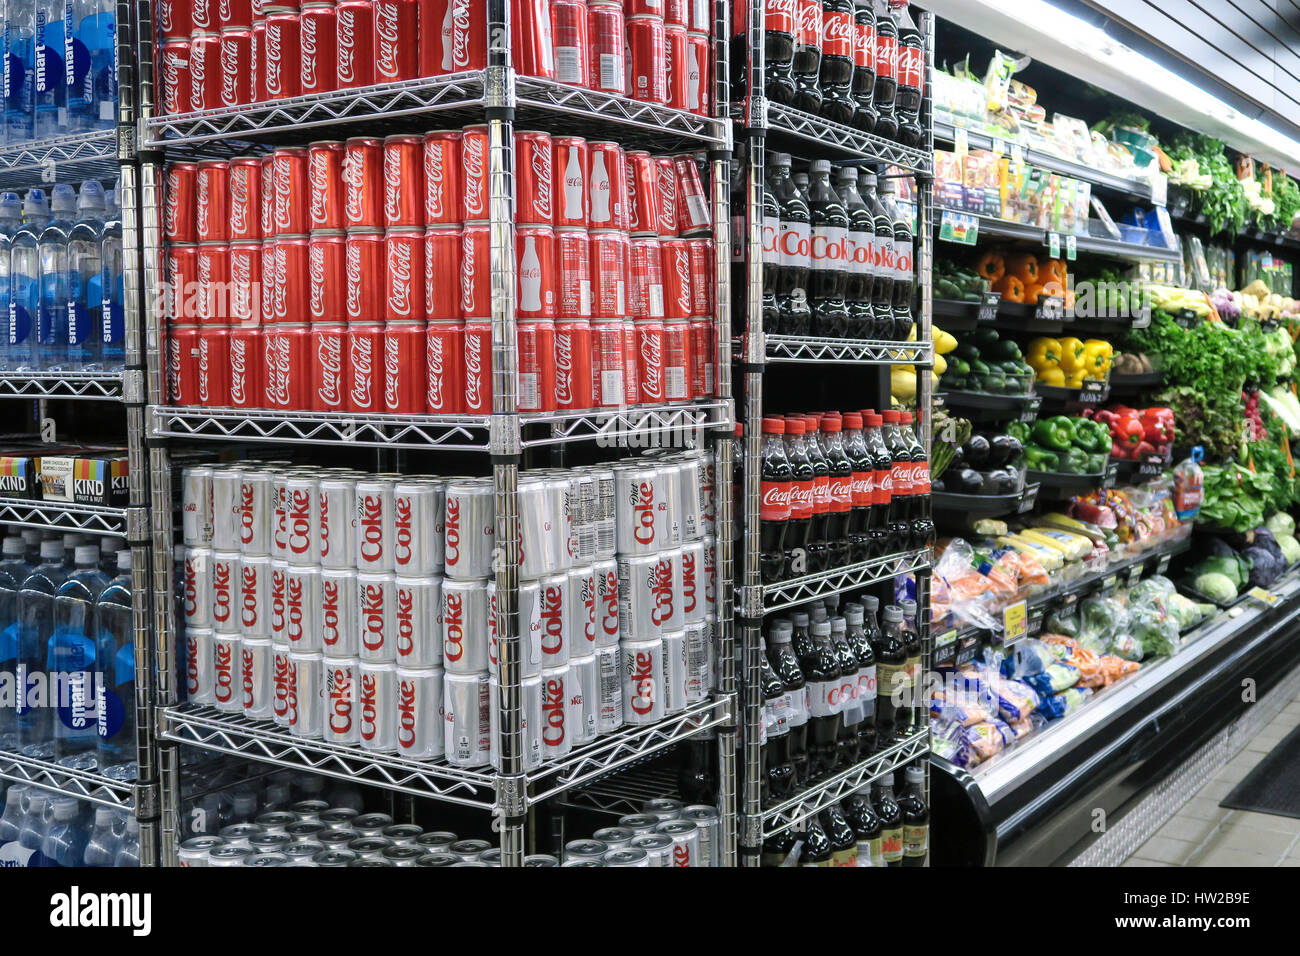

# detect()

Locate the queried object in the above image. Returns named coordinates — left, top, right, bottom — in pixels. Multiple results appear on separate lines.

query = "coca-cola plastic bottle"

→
left=898, top=411, right=934, bottom=548
left=806, top=160, right=849, bottom=339
left=842, top=412, right=873, bottom=560
left=844, top=600, right=878, bottom=755
left=820, top=413, right=853, bottom=566
left=881, top=177, right=914, bottom=340
left=801, top=413, right=832, bottom=572
left=769, top=155, right=812, bottom=336
left=767, top=619, right=808, bottom=785
left=783, top=417, right=815, bottom=579
left=801, top=816, right=833, bottom=865
left=761, top=180, right=781, bottom=334
left=851, top=0, right=878, bottom=133
left=872, top=4, right=899, bottom=141
left=802, top=619, right=841, bottom=779
left=760, top=637, right=795, bottom=804
left=787, top=611, right=814, bottom=781
left=880, top=409, right=912, bottom=552
left=764, top=0, right=798, bottom=104
left=792, top=0, right=823, bottom=115
left=834, top=167, right=875, bottom=339
left=861, top=411, right=894, bottom=556
left=830, top=616, right=860, bottom=768
left=759, top=417, right=794, bottom=583
left=818, top=0, right=855, bottom=124
left=897, top=763, right=930, bottom=866
left=895, top=13, right=924, bottom=146
left=861, top=173, right=895, bottom=340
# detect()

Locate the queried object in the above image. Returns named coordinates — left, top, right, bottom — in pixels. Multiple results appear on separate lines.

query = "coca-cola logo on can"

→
left=462, top=134, right=485, bottom=219
left=359, top=673, right=378, bottom=740
left=301, top=15, right=319, bottom=88
left=387, top=239, right=414, bottom=317
left=350, top=334, right=374, bottom=408
left=531, top=143, right=553, bottom=222
left=329, top=666, right=353, bottom=734
left=230, top=337, right=248, bottom=406
left=397, top=678, right=416, bottom=746
left=464, top=331, right=484, bottom=410
left=214, top=641, right=234, bottom=703
left=337, top=8, right=357, bottom=83
left=317, top=332, right=343, bottom=407
left=375, top=1, right=401, bottom=76
left=358, top=493, right=384, bottom=563
left=630, top=650, right=655, bottom=715
left=542, top=675, right=565, bottom=746
left=444, top=591, right=464, bottom=661
left=554, top=331, right=574, bottom=405
left=427, top=332, right=446, bottom=409
left=383, top=334, right=401, bottom=411
left=640, top=332, right=664, bottom=401
left=451, top=0, right=472, bottom=69
left=361, top=582, right=385, bottom=650
left=395, top=585, right=414, bottom=655
left=630, top=480, right=656, bottom=545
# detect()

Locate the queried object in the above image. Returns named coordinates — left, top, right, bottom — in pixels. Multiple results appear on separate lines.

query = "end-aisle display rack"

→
left=136, top=0, right=738, bottom=866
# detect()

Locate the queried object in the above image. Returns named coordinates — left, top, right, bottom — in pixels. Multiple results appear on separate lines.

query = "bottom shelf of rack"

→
left=0, top=748, right=136, bottom=810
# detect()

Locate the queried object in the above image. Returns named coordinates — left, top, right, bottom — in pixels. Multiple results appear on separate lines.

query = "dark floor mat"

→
left=1220, top=722, right=1300, bottom=818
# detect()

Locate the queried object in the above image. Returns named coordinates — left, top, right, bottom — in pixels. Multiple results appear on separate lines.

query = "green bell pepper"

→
left=1072, top=419, right=1110, bottom=453
left=1024, top=444, right=1061, bottom=471
left=1057, top=447, right=1090, bottom=473
left=1005, top=421, right=1031, bottom=443
left=1085, top=452, right=1107, bottom=473
left=1031, top=416, right=1076, bottom=452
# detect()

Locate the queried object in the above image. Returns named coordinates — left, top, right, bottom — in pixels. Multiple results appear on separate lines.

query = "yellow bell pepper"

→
left=1082, top=339, right=1113, bottom=377
left=1057, top=336, right=1086, bottom=372
left=1037, top=366, right=1066, bottom=387
left=1064, top=368, right=1086, bottom=388
left=1026, top=337, right=1061, bottom=374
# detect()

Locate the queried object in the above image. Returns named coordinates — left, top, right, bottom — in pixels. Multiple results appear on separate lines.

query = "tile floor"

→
left=1124, top=696, right=1300, bottom=867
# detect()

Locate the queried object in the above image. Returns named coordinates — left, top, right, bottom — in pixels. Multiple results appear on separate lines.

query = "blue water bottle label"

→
left=66, top=300, right=91, bottom=345
left=97, top=686, right=125, bottom=740
left=14, top=661, right=31, bottom=717
left=0, top=841, right=38, bottom=867
left=37, top=302, right=60, bottom=346
left=0, top=620, right=18, bottom=666
left=8, top=302, right=31, bottom=346
left=114, top=641, right=134, bottom=686
left=57, top=670, right=98, bottom=733
left=66, top=37, right=89, bottom=101
left=101, top=297, right=123, bottom=346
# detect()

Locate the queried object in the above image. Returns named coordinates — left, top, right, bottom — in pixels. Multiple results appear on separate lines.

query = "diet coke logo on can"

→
left=630, top=650, right=655, bottom=715
left=213, top=560, right=234, bottom=626
left=321, top=579, right=343, bottom=645
left=427, top=332, right=446, bottom=409
left=640, top=332, right=664, bottom=401
left=462, top=134, right=485, bottom=219
left=359, top=672, right=379, bottom=740
left=651, top=557, right=674, bottom=627
left=183, top=558, right=199, bottom=619
left=599, top=570, right=618, bottom=639
left=387, top=240, right=414, bottom=317
left=317, top=333, right=344, bottom=408
left=395, top=585, right=414, bottom=654
left=532, top=145, right=553, bottom=222
left=444, top=496, right=461, bottom=566
left=630, top=481, right=656, bottom=545
left=286, top=575, right=306, bottom=643
left=540, top=584, right=564, bottom=657
left=394, top=495, right=413, bottom=566
left=241, top=646, right=255, bottom=707
left=230, top=338, right=249, bottom=405
left=214, top=641, right=234, bottom=704
left=542, top=674, right=565, bottom=747
left=272, top=651, right=290, bottom=718
left=239, top=482, right=256, bottom=545
left=444, top=591, right=464, bottom=661
left=681, top=550, right=697, bottom=615
left=464, top=330, right=484, bottom=410
left=328, top=665, right=354, bottom=734
left=270, top=565, right=287, bottom=634
left=375, top=1, right=401, bottom=76
left=397, top=677, right=417, bottom=747
left=287, top=489, right=312, bottom=557
left=358, top=494, right=384, bottom=563
left=185, top=634, right=200, bottom=696
left=351, top=333, right=374, bottom=409
left=361, top=582, right=385, bottom=651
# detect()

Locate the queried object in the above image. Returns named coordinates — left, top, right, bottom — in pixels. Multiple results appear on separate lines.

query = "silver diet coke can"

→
left=181, top=465, right=215, bottom=547
left=569, top=652, right=598, bottom=744
left=630, top=832, right=674, bottom=867
left=241, top=637, right=274, bottom=718
left=322, top=656, right=360, bottom=744
left=318, top=476, right=357, bottom=570
left=210, top=550, right=240, bottom=634
left=596, top=643, right=623, bottom=733
left=661, top=628, right=687, bottom=716
left=679, top=539, right=705, bottom=624
left=358, top=660, right=398, bottom=753
left=271, top=644, right=293, bottom=726
left=443, top=577, right=490, bottom=674
left=682, top=805, right=719, bottom=867
left=593, top=558, right=620, bottom=646
left=487, top=578, right=544, bottom=679
left=651, top=547, right=683, bottom=632
left=355, top=477, right=395, bottom=573
left=656, top=818, right=700, bottom=866
left=539, top=663, right=572, bottom=760
left=443, top=478, right=495, bottom=579
left=284, top=564, right=320, bottom=652
left=622, top=636, right=664, bottom=724
left=211, top=467, right=243, bottom=551
left=444, top=671, right=491, bottom=767
left=568, top=564, right=597, bottom=656
left=489, top=672, right=543, bottom=771
left=286, top=650, right=324, bottom=738
left=185, top=627, right=215, bottom=704
left=319, top=567, right=359, bottom=657
left=283, top=474, right=321, bottom=565
left=617, top=553, right=661, bottom=641
left=179, top=835, right=225, bottom=866
left=537, top=572, right=571, bottom=667
left=516, top=476, right=554, bottom=580
left=357, top=571, right=397, bottom=662
left=238, top=554, right=272, bottom=640
left=396, top=666, right=444, bottom=759
left=237, top=469, right=273, bottom=556
left=683, top=619, right=710, bottom=703
left=393, top=480, right=444, bottom=577
left=653, top=461, right=682, bottom=547
left=182, top=546, right=213, bottom=629
left=612, top=463, right=662, bottom=555
left=212, top=632, right=242, bottom=712
left=394, top=575, right=441, bottom=669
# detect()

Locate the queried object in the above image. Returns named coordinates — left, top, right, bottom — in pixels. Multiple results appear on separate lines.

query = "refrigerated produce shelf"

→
left=0, top=498, right=128, bottom=535
left=0, top=749, right=136, bottom=811
left=0, top=371, right=124, bottom=400
left=761, top=549, right=932, bottom=614
left=764, top=336, right=932, bottom=366
left=0, top=130, right=119, bottom=190
left=934, top=209, right=1183, bottom=263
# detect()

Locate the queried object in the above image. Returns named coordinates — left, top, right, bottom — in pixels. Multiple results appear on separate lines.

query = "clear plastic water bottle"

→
left=0, top=536, right=34, bottom=746
left=16, top=538, right=67, bottom=751
left=0, top=192, right=24, bottom=371
left=67, top=0, right=114, bottom=130
left=0, top=782, right=28, bottom=846
left=40, top=795, right=88, bottom=866
left=82, top=805, right=121, bottom=866
left=49, top=543, right=109, bottom=760
left=97, top=535, right=121, bottom=573
left=8, top=189, right=51, bottom=372
left=61, top=531, right=83, bottom=567
left=37, top=182, right=75, bottom=369
left=95, top=549, right=134, bottom=775
left=113, top=815, right=139, bottom=867
left=98, top=177, right=122, bottom=371
left=4, top=0, right=36, bottom=143
left=15, top=789, right=52, bottom=866
left=20, top=530, right=42, bottom=564
left=33, top=0, right=65, bottom=138
left=65, top=179, right=104, bottom=369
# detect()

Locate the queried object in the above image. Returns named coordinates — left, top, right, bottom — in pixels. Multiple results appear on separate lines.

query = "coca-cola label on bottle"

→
left=912, top=460, right=930, bottom=495
left=796, top=0, right=821, bottom=46
left=874, top=466, right=892, bottom=506
left=760, top=480, right=791, bottom=521
left=779, top=220, right=810, bottom=273
left=890, top=459, right=911, bottom=498
left=762, top=211, right=779, bottom=266
left=854, top=20, right=876, bottom=70
left=821, top=11, right=852, bottom=58
left=876, top=231, right=895, bottom=277
left=894, top=237, right=913, bottom=282
left=875, top=32, right=897, bottom=80
left=812, top=474, right=831, bottom=514
left=806, top=679, right=839, bottom=718
left=829, top=473, right=851, bottom=511
left=850, top=469, right=872, bottom=507
left=898, top=43, right=923, bottom=92
left=810, top=225, right=846, bottom=271
left=765, top=0, right=795, bottom=33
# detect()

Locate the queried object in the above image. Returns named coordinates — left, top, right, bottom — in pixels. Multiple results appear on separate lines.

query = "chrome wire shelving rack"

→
left=0, top=750, right=137, bottom=811
left=732, top=0, right=937, bottom=865
left=137, top=0, right=738, bottom=867
left=0, top=371, right=127, bottom=401
left=0, top=498, right=129, bottom=535
left=0, top=130, right=120, bottom=190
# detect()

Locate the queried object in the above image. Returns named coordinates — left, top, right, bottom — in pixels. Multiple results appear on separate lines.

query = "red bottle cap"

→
left=761, top=417, right=785, bottom=434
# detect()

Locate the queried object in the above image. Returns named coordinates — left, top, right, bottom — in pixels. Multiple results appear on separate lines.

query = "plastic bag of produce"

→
left=1036, top=686, right=1094, bottom=720
left=961, top=719, right=1017, bottom=761
left=1098, top=654, right=1141, bottom=685
left=1125, top=603, right=1177, bottom=658
left=990, top=675, right=1041, bottom=723
left=1008, top=639, right=1056, bottom=677
left=1023, top=660, right=1081, bottom=697
left=1042, top=634, right=1103, bottom=686
left=1045, top=602, right=1081, bottom=638
left=1078, top=594, right=1129, bottom=650
left=1107, top=631, right=1145, bottom=661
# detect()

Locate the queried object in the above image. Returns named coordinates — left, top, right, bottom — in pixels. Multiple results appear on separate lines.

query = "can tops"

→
left=682, top=805, right=720, bottom=823
left=561, top=859, right=604, bottom=867
left=416, top=854, right=458, bottom=866
left=631, top=833, right=673, bottom=850
left=655, top=819, right=698, bottom=835
left=564, top=839, right=608, bottom=858
left=415, top=830, right=458, bottom=850
left=592, top=826, right=634, bottom=844
left=760, top=417, right=785, bottom=435
left=523, top=854, right=560, bottom=866
left=604, top=847, right=649, bottom=866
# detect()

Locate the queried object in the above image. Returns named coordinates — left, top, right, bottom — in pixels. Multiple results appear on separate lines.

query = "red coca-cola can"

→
left=335, top=0, right=375, bottom=88
left=196, top=242, right=230, bottom=326
left=634, top=318, right=665, bottom=405
left=674, top=154, right=710, bottom=236
left=512, top=0, right=555, bottom=78
left=229, top=326, right=263, bottom=407
left=158, top=0, right=194, bottom=39
left=586, top=141, right=626, bottom=230
left=219, top=28, right=252, bottom=106
left=627, top=15, right=666, bottom=104
left=374, top=0, right=419, bottom=82
left=589, top=229, right=627, bottom=319
left=165, top=163, right=197, bottom=242
left=345, top=229, right=386, bottom=323
left=169, top=324, right=200, bottom=404
left=300, top=3, right=338, bottom=94
left=625, top=150, right=657, bottom=237
left=382, top=135, right=424, bottom=228
left=586, top=2, right=625, bottom=94
left=166, top=243, right=200, bottom=322
left=159, top=39, right=192, bottom=115
left=590, top=319, right=625, bottom=408
left=662, top=317, right=692, bottom=401
left=347, top=323, right=384, bottom=411
left=653, top=156, right=677, bottom=238
left=686, top=235, right=714, bottom=316
left=516, top=319, right=556, bottom=413
left=554, top=318, right=593, bottom=411
left=228, top=240, right=263, bottom=326
left=462, top=319, right=492, bottom=414
left=685, top=31, right=709, bottom=116
left=690, top=318, right=713, bottom=397
left=659, top=237, right=692, bottom=320
left=687, top=0, right=707, bottom=32
left=385, top=229, right=426, bottom=322
left=516, top=224, right=556, bottom=319
left=218, top=0, right=252, bottom=26
left=198, top=326, right=232, bottom=406
left=264, top=11, right=302, bottom=99
left=273, top=235, right=310, bottom=324
left=621, top=319, right=641, bottom=406
left=189, top=32, right=221, bottom=111
left=307, top=141, right=344, bottom=231
left=195, top=161, right=230, bottom=243
left=663, top=25, right=689, bottom=111
left=259, top=155, right=276, bottom=236
left=551, top=136, right=588, bottom=229
left=515, top=130, right=554, bottom=226
left=272, top=148, right=309, bottom=236
left=426, top=319, right=464, bottom=413
left=260, top=238, right=278, bottom=327
left=459, top=222, right=490, bottom=318
left=424, top=226, right=462, bottom=320
left=383, top=321, right=428, bottom=413
left=423, top=131, right=462, bottom=226
left=274, top=322, right=314, bottom=409
left=228, top=158, right=262, bottom=242
left=628, top=235, right=664, bottom=320
left=555, top=227, right=590, bottom=319
left=251, top=19, right=265, bottom=102
left=626, top=0, right=663, bottom=15
left=308, top=231, right=346, bottom=322
left=550, top=0, right=589, bottom=87
left=262, top=323, right=281, bottom=406
left=663, top=0, right=685, bottom=27
left=311, top=322, right=348, bottom=410
left=419, top=0, right=486, bottom=75
left=460, top=124, right=488, bottom=222
left=343, top=137, right=383, bottom=228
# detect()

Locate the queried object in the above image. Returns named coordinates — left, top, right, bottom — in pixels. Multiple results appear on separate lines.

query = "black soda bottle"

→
left=760, top=639, right=795, bottom=804
left=802, top=619, right=841, bottom=779
left=830, top=616, right=860, bottom=768
left=896, top=14, right=924, bottom=146
left=901, top=410, right=935, bottom=549
left=821, top=804, right=858, bottom=866
left=842, top=412, right=873, bottom=561
left=834, top=167, right=875, bottom=339
left=801, top=816, right=833, bottom=866
left=881, top=176, right=914, bottom=340
left=766, top=619, right=807, bottom=792
left=872, top=775, right=904, bottom=867
left=880, top=409, right=912, bottom=551
left=764, top=0, right=798, bottom=105
left=872, top=6, right=899, bottom=141
left=759, top=417, right=793, bottom=583
left=761, top=828, right=796, bottom=867
left=872, top=604, right=908, bottom=739
left=844, top=789, right=883, bottom=866
left=850, top=0, right=878, bottom=133
left=862, top=411, right=893, bottom=557
left=897, top=763, right=930, bottom=866
left=769, top=154, right=812, bottom=336
left=844, top=600, right=877, bottom=755
left=897, top=597, right=921, bottom=739
left=806, top=160, right=849, bottom=338
left=818, top=0, right=855, bottom=124
left=792, top=0, right=823, bottom=115
left=761, top=180, right=781, bottom=334
left=787, top=612, right=814, bottom=781
left=862, top=173, right=895, bottom=340
left=782, top=418, right=815, bottom=580
left=677, top=734, right=717, bottom=805
left=802, top=413, right=832, bottom=573
left=820, top=414, right=853, bottom=566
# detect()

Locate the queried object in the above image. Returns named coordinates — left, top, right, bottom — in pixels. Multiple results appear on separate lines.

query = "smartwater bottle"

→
left=0, top=536, right=34, bottom=747
left=4, top=0, right=36, bottom=143
left=33, top=0, right=64, bottom=138
left=97, top=176, right=122, bottom=370
left=16, top=538, right=67, bottom=751
left=49, top=543, right=109, bottom=761
left=36, top=182, right=75, bottom=369
left=8, top=188, right=50, bottom=372
left=65, top=179, right=105, bottom=369
left=0, top=192, right=24, bottom=371
left=95, top=549, right=135, bottom=777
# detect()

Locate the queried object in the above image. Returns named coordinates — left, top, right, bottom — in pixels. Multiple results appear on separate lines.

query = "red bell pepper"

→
left=1141, top=407, right=1173, bottom=445
left=1114, top=412, right=1144, bottom=449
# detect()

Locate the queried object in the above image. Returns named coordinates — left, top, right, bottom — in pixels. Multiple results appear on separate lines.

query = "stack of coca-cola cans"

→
left=163, top=133, right=717, bottom=414
left=157, top=0, right=711, bottom=116
left=177, top=450, right=717, bottom=768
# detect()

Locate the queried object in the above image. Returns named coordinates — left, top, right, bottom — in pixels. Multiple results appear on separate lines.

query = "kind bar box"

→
left=38, top=455, right=129, bottom=507
left=0, top=456, right=40, bottom=499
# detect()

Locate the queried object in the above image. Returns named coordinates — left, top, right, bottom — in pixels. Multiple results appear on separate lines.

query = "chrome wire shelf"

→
left=762, top=549, right=932, bottom=613
left=0, top=130, right=119, bottom=189
left=557, top=764, right=682, bottom=817
left=0, top=371, right=123, bottom=400
left=150, top=401, right=731, bottom=451
left=761, top=101, right=931, bottom=171
left=761, top=731, right=929, bottom=839
left=0, top=749, right=136, bottom=810
left=0, top=498, right=128, bottom=534
left=765, top=336, right=933, bottom=366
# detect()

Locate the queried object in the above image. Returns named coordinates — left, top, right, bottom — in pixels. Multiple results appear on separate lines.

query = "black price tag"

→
left=933, top=629, right=958, bottom=667
left=1036, top=295, right=1065, bottom=321
left=1137, top=454, right=1166, bottom=478
left=1127, top=564, right=1143, bottom=589
left=1079, top=380, right=1109, bottom=404
left=1019, top=396, right=1042, bottom=424
left=1157, top=553, right=1172, bottom=576
left=1017, top=483, right=1039, bottom=514
left=955, top=635, right=982, bottom=666
left=1101, top=574, right=1118, bottom=592
left=977, top=292, right=1001, bottom=322
left=1102, top=461, right=1119, bottom=489
left=1026, top=608, right=1044, bottom=637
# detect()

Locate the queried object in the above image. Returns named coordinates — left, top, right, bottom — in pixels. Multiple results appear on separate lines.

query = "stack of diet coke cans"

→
left=156, top=0, right=710, bottom=117
left=163, top=134, right=717, bottom=414
left=560, top=798, right=719, bottom=866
